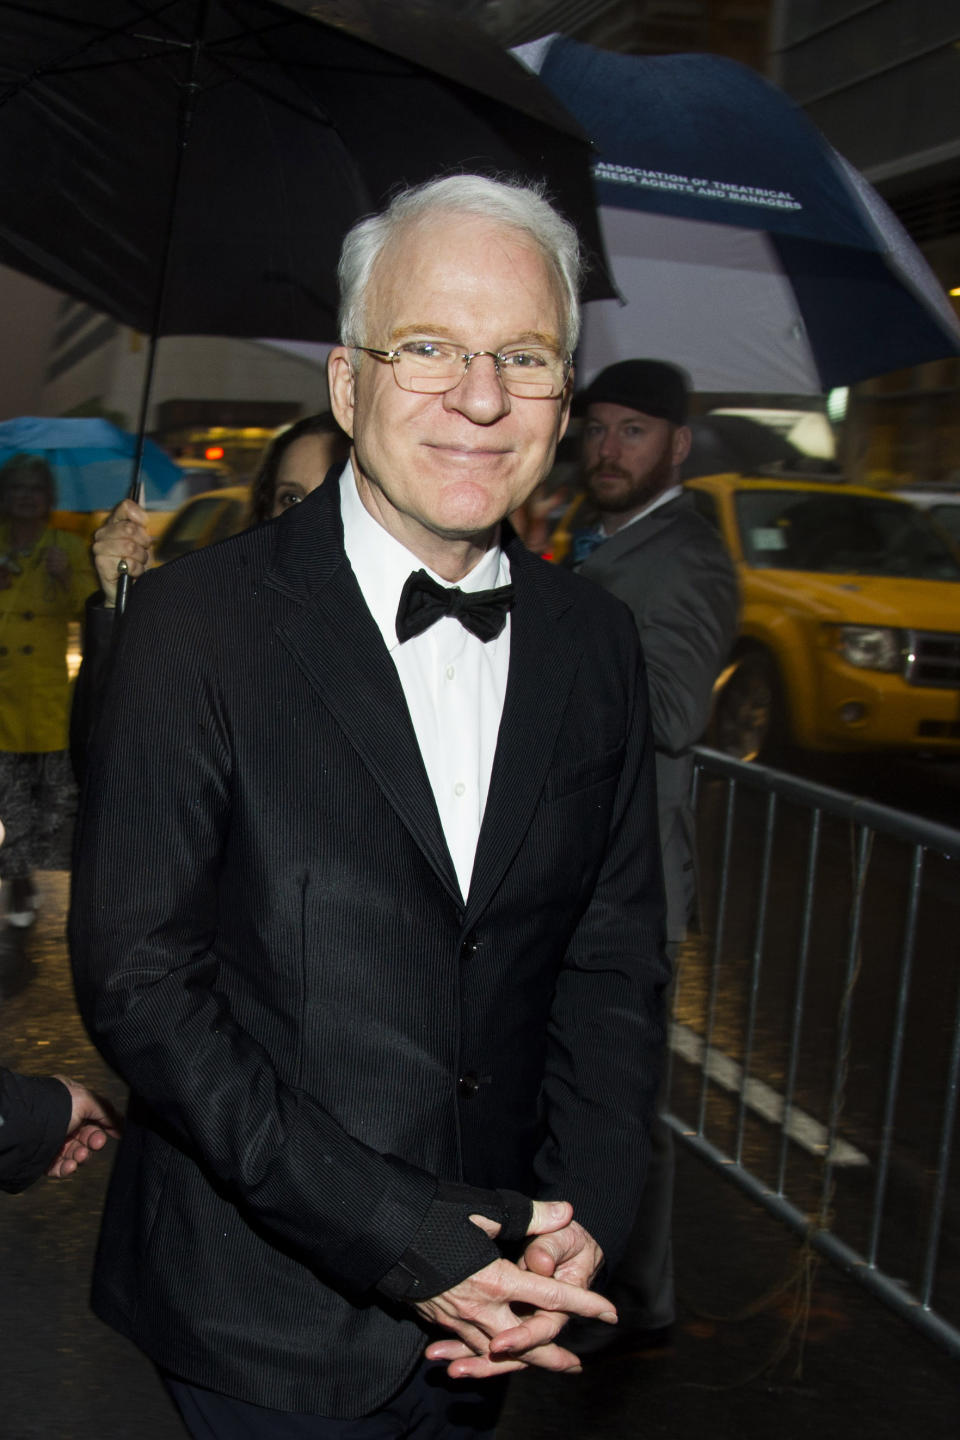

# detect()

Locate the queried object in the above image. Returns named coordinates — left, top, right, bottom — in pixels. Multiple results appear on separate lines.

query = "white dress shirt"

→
left=340, top=463, right=511, bottom=901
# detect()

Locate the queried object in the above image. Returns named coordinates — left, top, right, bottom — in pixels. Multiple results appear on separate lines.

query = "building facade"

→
left=770, top=1, right=960, bottom=484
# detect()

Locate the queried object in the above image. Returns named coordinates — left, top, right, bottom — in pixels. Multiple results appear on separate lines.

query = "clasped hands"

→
left=416, top=1200, right=609, bottom=1379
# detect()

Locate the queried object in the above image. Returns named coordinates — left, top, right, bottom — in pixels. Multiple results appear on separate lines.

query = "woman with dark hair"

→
left=247, top=411, right=350, bottom=526
left=0, top=454, right=94, bottom=924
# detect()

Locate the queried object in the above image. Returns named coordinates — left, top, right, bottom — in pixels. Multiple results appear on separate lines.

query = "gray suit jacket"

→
left=576, top=494, right=738, bottom=940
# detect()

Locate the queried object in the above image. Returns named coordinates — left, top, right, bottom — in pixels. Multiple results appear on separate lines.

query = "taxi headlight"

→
left=832, top=625, right=903, bottom=672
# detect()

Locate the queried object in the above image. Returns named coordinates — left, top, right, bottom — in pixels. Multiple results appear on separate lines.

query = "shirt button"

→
left=458, top=1073, right=480, bottom=1100
left=454, top=782, right=465, bottom=797
left=445, top=664, right=455, bottom=680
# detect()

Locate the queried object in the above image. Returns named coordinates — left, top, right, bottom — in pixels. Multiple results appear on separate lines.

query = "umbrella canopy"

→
left=0, top=417, right=184, bottom=510
left=514, top=36, right=960, bottom=394
left=0, top=0, right=613, bottom=344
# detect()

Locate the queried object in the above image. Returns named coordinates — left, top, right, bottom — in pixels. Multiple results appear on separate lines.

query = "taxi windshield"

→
left=735, top=490, right=960, bottom=582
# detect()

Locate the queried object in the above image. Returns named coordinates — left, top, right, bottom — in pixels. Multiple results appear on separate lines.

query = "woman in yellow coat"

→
left=0, top=454, right=94, bottom=925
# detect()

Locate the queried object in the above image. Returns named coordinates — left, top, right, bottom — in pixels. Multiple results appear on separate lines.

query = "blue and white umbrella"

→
left=0, top=417, right=183, bottom=511
left=514, top=37, right=960, bottom=394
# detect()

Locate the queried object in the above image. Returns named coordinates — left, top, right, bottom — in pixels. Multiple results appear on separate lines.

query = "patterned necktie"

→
left=395, top=569, right=514, bottom=644
left=570, top=529, right=607, bottom=566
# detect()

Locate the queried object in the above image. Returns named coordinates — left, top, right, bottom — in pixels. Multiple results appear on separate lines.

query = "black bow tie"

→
left=396, top=569, right=514, bottom=644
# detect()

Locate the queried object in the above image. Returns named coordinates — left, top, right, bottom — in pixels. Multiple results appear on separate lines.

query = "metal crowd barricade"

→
left=663, top=746, right=960, bottom=1357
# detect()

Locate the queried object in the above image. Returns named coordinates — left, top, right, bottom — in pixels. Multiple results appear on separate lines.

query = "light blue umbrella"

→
left=0, top=417, right=183, bottom=511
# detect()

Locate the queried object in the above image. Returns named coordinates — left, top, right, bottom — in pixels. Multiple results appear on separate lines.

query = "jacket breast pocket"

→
left=543, top=745, right=623, bottom=800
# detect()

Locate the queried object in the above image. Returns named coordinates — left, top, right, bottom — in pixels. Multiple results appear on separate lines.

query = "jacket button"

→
left=0, top=647, right=7, bottom=656
left=20, top=645, right=32, bottom=655
left=22, top=611, right=33, bottom=621
left=458, top=1073, right=480, bottom=1099
left=459, top=934, right=478, bottom=961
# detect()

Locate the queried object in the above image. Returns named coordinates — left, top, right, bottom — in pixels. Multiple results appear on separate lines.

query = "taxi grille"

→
left=905, top=631, right=960, bottom=688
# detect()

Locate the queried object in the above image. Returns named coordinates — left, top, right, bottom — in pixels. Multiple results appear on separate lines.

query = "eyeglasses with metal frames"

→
left=356, top=339, right=571, bottom=399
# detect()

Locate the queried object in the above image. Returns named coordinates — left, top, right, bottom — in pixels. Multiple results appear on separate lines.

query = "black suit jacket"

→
left=0, top=1068, right=71, bottom=1192
left=70, top=478, right=668, bottom=1417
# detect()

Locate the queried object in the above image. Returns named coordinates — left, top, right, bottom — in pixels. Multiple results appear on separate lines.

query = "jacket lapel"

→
left=578, top=494, right=684, bottom=578
left=465, top=540, right=583, bottom=925
left=264, top=485, right=585, bottom=920
left=265, top=482, right=461, bottom=906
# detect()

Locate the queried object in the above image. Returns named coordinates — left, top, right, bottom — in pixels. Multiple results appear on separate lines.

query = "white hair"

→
left=337, top=174, right=583, bottom=356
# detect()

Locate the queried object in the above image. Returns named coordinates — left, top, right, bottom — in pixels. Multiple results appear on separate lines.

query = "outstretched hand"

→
left=46, top=1076, right=122, bottom=1178
left=419, top=1199, right=609, bottom=1379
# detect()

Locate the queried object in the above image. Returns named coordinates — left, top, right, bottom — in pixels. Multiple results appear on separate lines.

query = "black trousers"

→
left=164, top=1362, right=507, bottom=1440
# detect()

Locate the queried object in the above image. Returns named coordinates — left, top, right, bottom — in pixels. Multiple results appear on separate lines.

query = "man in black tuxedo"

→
left=71, top=176, right=668, bottom=1438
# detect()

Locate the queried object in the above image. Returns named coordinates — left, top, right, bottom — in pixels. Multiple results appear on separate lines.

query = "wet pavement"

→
left=2, top=871, right=958, bottom=1439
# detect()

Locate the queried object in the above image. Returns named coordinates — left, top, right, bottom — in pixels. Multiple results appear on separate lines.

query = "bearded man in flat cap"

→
left=567, top=358, right=738, bottom=1355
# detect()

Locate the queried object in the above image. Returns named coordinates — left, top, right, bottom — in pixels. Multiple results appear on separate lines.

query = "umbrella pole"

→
left=117, top=0, right=210, bottom=616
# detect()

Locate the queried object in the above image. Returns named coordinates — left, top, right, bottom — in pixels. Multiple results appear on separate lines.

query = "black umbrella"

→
left=0, top=0, right=612, bottom=340
left=682, top=416, right=807, bottom=479
left=0, top=1, right=613, bottom=606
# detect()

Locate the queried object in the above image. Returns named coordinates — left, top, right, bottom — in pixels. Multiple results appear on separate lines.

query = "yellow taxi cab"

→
left=152, top=484, right=252, bottom=563
left=549, top=474, right=960, bottom=761
left=58, top=482, right=249, bottom=595
left=685, top=475, right=960, bottom=760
